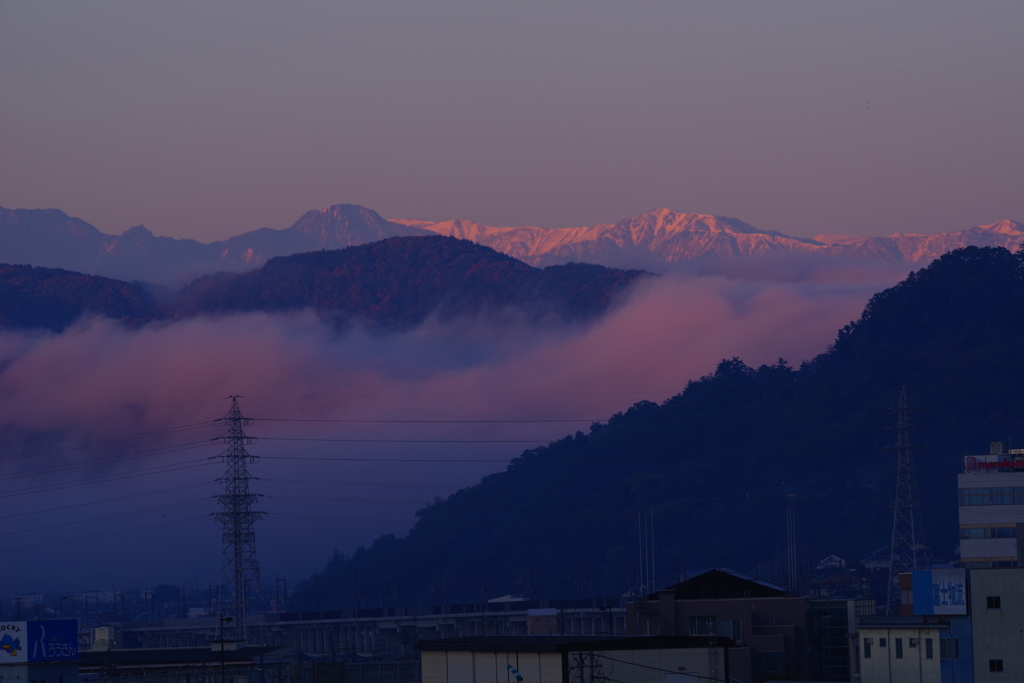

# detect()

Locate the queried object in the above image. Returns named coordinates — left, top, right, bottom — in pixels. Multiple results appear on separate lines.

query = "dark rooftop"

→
left=652, top=569, right=788, bottom=600
left=417, top=635, right=733, bottom=653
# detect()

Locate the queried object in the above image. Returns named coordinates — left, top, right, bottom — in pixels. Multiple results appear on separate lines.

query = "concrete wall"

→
left=971, top=568, right=1024, bottom=681
left=579, top=647, right=722, bottom=683
left=422, top=650, right=563, bottom=683
left=0, top=662, right=78, bottom=683
left=858, top=626, right=941, bottom=683
left=421, top=647, right=724, bottom=683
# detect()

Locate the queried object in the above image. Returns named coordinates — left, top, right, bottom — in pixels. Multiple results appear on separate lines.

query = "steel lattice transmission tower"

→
left=886, top=385, right=926, bottom=615
left=215, top=395, right=265, bottom=642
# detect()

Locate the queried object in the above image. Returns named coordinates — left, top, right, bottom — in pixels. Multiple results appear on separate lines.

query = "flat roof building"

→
left=958, top=441, right=1024, bottom=568
left=417, top=635, right=731, bottom=683
left=857, top=616, right=945, bottom=683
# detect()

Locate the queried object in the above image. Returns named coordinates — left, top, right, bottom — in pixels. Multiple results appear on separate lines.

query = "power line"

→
left=0, top=439, right=217, bottom=482
left=263, top=477, right=453, bottom=488
left=0, top=458, right=214, bottom=498
left=258, top=437, right=555, bottom=444
left=0, top=421, right=218, bottom=464
left=0, top=497, right=211, bottom=539
left=4, top=398, right=228, bottom=427
left=261, top=455, right=509, bottom=463
left=0, top=480, right=216, bottom=520
left=0, top=516, right=210, bottom=555
left=268, top=512, right=412, bottom=525
left=249, top=417, right=603, bottom=424
left=260, top=454, right=679, bottom=463
left=268, top=494, right=429, bottom=505
left=245, top=391, right=677, bottom=399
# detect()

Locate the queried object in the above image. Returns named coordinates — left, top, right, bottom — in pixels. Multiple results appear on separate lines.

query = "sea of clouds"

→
left=0, top=259, right=911, bottom=593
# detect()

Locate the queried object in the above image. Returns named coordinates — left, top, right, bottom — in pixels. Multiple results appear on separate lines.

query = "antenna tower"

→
left=215, top=395, right=265, bottom=642
left=886, top=385, right=926, bottom=615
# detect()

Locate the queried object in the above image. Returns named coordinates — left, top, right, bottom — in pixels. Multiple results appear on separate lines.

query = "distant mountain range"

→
left=0, top=205, right=426, bottom=286
left=0, top=204, right=1020, bottom=286
left=0, top=237, right=644, bottom=332
left=399, top=210, right=1024, bottom=270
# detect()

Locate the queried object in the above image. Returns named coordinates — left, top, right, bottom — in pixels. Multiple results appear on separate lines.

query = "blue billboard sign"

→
left=0, top=621, right=78, bottom=664
left=912, top=569, right=967, bottom=615
left=28, top=620, right=78, bottom=662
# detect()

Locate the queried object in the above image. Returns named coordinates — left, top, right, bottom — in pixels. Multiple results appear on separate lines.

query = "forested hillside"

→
left=0, top=264, right=162, bottom=331
left=293, top=246, right=1024, bottom=607
left=0, top=237, right=646, bottom=331
left=174, top=236, right=645, bottom=328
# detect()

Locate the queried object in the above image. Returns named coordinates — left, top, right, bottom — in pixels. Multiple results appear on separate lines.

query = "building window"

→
left=940, top=639, right=960, bottom=659
left=879, top=637, right=887, bottom=648
left=958, top=487, right=1024, bottom=505
left=990, top=659, right=1004, bottom=672
left=896, top=638, right=903, bottom=659
left=960, top=527, right=1018, bottom=539
left=926, top=638, right=934, bottom=660
left=719, top=618, right=741, bottom=641
left=689, top=616, right=715, bottom=636
left=863, top=638, right=872, bottom=659
left=988, top=596, right=1002, bottom=609
left=752, top=651, right=785, bottom=676
left=909, top=637, right=918, bottom=648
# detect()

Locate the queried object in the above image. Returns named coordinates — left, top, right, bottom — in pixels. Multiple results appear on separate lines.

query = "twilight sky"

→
left=1, top=1, right=1022, bottom=243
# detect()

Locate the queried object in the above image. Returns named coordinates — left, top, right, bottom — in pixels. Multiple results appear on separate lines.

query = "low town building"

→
left=417, top=635, right=730, bottom=683
left=626, top=569, right=808, bottom=683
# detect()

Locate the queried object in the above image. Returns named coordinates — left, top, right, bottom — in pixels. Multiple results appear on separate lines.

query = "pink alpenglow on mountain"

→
left=392, top=209, right=825, bottom=270
left=394, top=212, right=1024, bottom=270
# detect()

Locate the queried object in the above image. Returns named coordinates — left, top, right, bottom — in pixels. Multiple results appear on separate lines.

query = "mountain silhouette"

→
left=0, top=237, right=646, bottom=331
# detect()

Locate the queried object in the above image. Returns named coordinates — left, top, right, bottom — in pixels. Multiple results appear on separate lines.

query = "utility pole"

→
left=214, top=396, right=265, bottom=643
left=786, top=494, right=798, bottom=593
left=886, top=385, right=927, bottom=615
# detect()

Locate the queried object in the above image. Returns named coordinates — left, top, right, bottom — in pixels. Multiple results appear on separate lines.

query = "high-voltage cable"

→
left=0, top=457, right=214, bottom=498
left=1, top=515, right=209, bottom=555
left=0, top=439, right=217, bottom=482
left=0, top=421, right=219, bottom=463
left=0, top=497, right=211, bottom=539
left=251, top=417, right=604, bottom=423
left=2, top=480, right=215, bottom=520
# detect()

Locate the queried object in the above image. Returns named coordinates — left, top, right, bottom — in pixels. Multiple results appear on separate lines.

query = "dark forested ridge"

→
left=0, top=237, right=647, bottom=331
left=292, top=246, right=1024, bottom=608
left=173, top=236, right=646, bottom=327
left=0, top=264, right=162, bottom=331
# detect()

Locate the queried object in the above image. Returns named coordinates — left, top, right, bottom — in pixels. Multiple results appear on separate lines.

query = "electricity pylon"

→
left=215, top=395, right=265, bottom=642
left=886, top=386, right=926, bottom=615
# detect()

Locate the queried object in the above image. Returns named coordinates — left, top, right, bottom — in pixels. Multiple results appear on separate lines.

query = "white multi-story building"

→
left=958, top=442, right=1024, bottom=568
